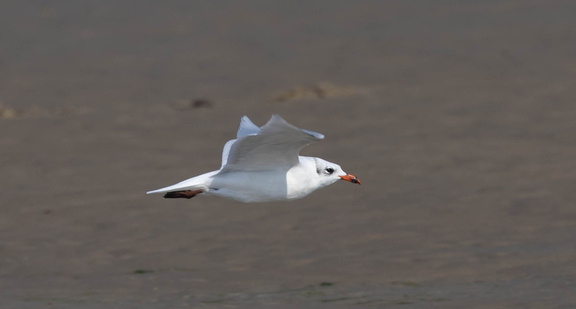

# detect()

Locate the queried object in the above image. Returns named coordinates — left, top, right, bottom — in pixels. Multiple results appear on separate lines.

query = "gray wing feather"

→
left=220, top=114, right=324, bottom=172
left=221, top=116, right=262, bottom=167
left=237, top=116, right=260, bottom=138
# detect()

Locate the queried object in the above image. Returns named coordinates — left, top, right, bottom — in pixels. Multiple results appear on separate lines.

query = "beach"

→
left=1, top=1, right=576, bottom=308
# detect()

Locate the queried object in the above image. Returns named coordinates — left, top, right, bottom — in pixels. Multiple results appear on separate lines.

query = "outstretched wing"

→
left=220, top=116, right=261, bottom=168
left=219, top=114, right=324, bottom=172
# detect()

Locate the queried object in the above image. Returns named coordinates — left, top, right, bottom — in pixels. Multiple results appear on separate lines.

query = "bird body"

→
left=147, top=115, right=360, bottom=203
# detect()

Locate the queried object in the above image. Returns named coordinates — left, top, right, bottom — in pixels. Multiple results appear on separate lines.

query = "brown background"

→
left=1, top=1, right=576, bottom=308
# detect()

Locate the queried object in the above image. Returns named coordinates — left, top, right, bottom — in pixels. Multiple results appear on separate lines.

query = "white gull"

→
left=147, top=114, right=360, bottom=203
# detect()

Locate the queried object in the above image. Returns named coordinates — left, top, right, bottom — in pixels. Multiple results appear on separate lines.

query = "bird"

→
left=146, top=114, right=360, bottom=203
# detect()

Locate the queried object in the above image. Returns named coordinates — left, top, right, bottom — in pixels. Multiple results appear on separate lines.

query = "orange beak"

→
left=339, top=174, right=361, bottom=185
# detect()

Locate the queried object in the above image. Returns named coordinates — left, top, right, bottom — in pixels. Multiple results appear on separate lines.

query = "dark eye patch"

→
left=325, top=167, right=334, bottom=174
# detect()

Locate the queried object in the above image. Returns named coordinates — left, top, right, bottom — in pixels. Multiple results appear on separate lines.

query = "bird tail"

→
left=146, top=171, right=217, bottom=195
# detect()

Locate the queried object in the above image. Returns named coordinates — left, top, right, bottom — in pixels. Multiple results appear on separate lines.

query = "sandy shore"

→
left=1, top=1, right=576, bottom=308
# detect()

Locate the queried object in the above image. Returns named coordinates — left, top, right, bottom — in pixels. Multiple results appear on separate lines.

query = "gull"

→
left=147, top=114, right=360, bottom=203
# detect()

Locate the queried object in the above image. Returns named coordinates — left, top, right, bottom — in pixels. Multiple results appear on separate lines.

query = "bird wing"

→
left=220, top=116, right=261, bottom=168
left=219, top=114, right=324, bottom=172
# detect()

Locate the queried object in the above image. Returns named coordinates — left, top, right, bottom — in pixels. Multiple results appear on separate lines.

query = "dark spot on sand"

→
left=191, top=99, right=213, bottom=109
left=133, top=269, right=154, bottom=274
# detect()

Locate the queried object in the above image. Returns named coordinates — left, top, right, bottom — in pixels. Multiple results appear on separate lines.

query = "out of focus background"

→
left=1, top=1, right=576, bottom=308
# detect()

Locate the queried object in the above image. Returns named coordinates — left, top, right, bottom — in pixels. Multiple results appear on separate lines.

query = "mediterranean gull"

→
left=146, top=114, right=360, bottom=203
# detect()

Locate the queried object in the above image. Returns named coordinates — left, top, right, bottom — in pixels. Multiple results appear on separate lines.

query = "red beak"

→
left=339, top=174, right=361, bottom=185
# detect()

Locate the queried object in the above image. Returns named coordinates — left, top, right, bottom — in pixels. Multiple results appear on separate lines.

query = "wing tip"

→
left=302, top=129, right=324, bottom=140
left=268, top=114, right=324, bottom=140
left=238, top=116, right=260, bottom=138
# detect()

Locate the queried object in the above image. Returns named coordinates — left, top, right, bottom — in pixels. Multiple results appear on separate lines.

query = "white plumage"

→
left=147, top=114, right=360, bottom=203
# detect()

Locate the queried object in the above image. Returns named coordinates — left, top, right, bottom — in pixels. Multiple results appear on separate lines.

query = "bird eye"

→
left=325, top=167, right=334, bottom=174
